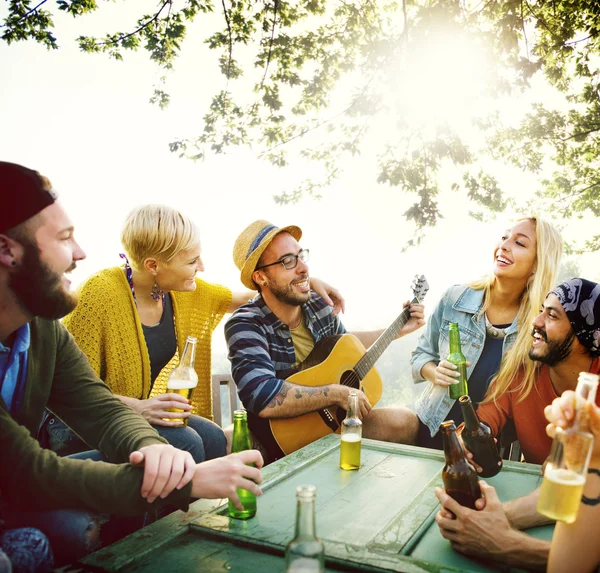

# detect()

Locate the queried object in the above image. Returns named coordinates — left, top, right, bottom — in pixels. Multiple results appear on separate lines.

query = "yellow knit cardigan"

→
left=62, top=267, right=232, bottom=420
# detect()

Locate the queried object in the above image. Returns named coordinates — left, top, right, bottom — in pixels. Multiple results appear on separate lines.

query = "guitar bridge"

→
left=319, top=408, right=339, bottom=431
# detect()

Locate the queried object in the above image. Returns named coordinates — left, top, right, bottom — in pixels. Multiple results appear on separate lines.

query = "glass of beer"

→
left=340, top=391, right=362, bottom=470
left=164, top=336, right=198, bottom=426
left=537, top=427, right=594, bottom=523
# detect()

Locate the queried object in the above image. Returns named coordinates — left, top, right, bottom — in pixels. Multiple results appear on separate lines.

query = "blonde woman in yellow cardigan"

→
left=50, top=204, right=343, bottom=463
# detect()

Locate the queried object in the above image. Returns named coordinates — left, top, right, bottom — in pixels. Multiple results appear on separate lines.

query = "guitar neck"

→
left=355, top=295, right=420, bottom=380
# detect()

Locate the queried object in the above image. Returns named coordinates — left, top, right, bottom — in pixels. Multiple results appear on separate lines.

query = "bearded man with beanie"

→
left=0, top=162, right=263, bottom=567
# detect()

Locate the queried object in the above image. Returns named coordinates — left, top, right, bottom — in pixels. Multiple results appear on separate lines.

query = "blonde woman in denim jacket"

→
left=410, top=217, right=563, bottom=449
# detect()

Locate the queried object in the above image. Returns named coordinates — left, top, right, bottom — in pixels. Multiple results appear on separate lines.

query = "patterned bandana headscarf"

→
left=549, top=278, right=600, bottom=357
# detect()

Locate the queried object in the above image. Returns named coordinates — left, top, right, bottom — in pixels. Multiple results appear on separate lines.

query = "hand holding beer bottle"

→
left=459, top=396, right=502, bottom=478
left=538, top=372, right=599, bottom=523
left=446, top=323, right=469, bottom=400
left=163, top=336, right=198, bottom=426
left=440, top=420, right=482, bottom=510
left=228, top=409, right=257, bottom=520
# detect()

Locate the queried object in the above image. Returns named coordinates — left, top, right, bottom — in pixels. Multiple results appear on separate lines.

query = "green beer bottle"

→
left=228, top=410, right=257, bottom=520
left=447, top=323, right=468, bottom=400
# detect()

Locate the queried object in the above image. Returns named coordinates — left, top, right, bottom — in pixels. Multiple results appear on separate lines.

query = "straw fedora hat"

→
left=233, top=220, right=302, bottom=290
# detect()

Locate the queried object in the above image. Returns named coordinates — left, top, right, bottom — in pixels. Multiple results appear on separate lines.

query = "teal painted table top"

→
left=82, top=435, right=551, bottom=572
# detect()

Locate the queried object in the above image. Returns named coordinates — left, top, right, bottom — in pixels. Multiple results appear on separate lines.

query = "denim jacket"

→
left=411, top=285, right=518, bottom=437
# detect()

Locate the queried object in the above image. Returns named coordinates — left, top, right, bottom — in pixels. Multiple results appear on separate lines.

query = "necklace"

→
left=485, top=315, right=508, bottom=340
left=120, top=253, right=165, bottom=309
left=288, top=312, right=303, bottom=330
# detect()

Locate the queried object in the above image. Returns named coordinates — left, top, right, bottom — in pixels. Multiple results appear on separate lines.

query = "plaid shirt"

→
left=225, top=292, right=346, bottom=415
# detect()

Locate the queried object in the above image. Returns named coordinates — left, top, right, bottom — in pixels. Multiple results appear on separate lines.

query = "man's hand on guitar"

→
left=339, top=387, right=372, bottom=420
left=397, top=301, right=425, bottom=338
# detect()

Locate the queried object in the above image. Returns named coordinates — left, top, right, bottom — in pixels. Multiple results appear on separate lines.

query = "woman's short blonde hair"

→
left=121, top=204, right=200, bottom=271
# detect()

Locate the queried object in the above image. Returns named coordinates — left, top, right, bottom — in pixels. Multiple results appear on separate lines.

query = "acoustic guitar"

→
left=267, top=275, right=429, bottom=456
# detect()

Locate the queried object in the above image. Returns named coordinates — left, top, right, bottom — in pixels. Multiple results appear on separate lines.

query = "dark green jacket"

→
left=0, top=318, right=192, bottom=515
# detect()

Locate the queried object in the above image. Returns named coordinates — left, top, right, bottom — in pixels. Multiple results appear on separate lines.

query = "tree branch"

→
left=250, top=0, right=279, bottom=117
left=556, top=180, right=600, bottom=203
left=523, top=0, right=561, bottom=42
left=156, top=0, right=173, bottom=65
left=257, top=25, right=408, bottom=158
left=95, top=0, right=171, bottom=46
left=564, top=35, right=592, bottom=46
left=559, top=126, right=600, bottom=142
left=259, top=0, right=279, bottom=88
left=521, top=0, right=530, bottom=60
left=221, top=0, right=233, bottom=81
left=1, top=0, right=49, bottom=29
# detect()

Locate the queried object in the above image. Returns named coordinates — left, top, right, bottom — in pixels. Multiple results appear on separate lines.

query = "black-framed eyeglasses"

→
left=256, top=249, right=310, bottom=271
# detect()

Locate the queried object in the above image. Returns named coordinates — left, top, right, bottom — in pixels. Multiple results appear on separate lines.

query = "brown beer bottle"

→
left=440, top=420, right=482, bottom=510
left=459, top=396, right=503, bottom=478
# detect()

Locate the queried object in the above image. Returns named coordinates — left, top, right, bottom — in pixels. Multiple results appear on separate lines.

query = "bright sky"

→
left=1, top=4, right=599, bottom=361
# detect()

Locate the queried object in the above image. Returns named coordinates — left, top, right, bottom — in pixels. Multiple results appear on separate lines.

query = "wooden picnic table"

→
left=81, top=434, right=552, bottom=572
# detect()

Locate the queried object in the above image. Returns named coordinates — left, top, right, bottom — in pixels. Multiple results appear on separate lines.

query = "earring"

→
left=11, top=260, right=16, bottom=267
left=263, top=282, right=267, bottom=286
left=151, top=278, right=164, bottom=301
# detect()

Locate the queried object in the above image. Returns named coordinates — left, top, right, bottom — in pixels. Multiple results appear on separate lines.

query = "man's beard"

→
left=9, top=238, right=78, bottom=320
left=266, top=272, right=310, bottom=306
left=528, top=327, right=576, bottom=367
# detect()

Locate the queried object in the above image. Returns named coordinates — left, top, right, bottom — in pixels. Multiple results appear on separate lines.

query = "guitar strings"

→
left=336, top=282, right=428, bottom=390
left=354, top=302, right=414, bottom=379
left=345, top=305, right=413, bottom=384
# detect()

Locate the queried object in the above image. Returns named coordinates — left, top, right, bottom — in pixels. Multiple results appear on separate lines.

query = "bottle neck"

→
left=573, top=375, right=599, bottom=431
left=442, top=428, right=465, bottom=464
left=347, top=394, right=359, bottom=419
left=180, top=339, right=197, bottom=369
left=232, top=416, right=251, bottom=452
left=295, top=496, right=317, bottom=540
left=460, top=398, right=479, bottom=431
left=449, top=328, right=462, bottom=354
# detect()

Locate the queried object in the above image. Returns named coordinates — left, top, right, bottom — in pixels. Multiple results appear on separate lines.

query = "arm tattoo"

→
left=266, top=381, right=330, bottom=408
left=294, top=386, right=329, bottom=400
left=266, top=381, right=291, bottom=409
left=582, top=468, right=600, bottom=506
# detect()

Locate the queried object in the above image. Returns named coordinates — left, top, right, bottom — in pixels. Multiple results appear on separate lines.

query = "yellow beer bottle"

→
left=164, top=336, right=198, bottom=426
left=340, top=391, right=362, bottom=470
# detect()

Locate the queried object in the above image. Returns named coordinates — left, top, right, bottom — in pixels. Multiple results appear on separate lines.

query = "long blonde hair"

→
left=476, top=216, right=563, bottom=404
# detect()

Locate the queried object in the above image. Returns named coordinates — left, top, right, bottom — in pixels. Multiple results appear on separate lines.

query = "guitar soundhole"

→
left=340, top=369, right=360, bottom=390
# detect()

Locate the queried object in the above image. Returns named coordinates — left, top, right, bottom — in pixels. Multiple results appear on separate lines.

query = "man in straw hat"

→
left=434, top=277, right=600, bottom=571
left=225, top=220, right=425, bottom=463
left=0, top=161, right=264, bottom=566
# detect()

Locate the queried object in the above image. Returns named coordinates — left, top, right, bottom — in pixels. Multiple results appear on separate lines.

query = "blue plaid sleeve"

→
left=225, top=314, right=285, bottom=415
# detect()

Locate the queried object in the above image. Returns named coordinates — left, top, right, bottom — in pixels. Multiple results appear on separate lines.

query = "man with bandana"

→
left=0, top=162, right=264, bottom=567
left=433, top=278, right=600, bottom=571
